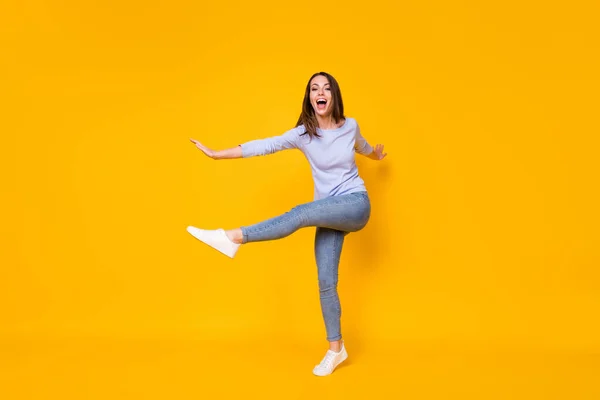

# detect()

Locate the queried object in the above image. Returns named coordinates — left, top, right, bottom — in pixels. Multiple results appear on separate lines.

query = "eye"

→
left=325, top=87, right=331, bottom=91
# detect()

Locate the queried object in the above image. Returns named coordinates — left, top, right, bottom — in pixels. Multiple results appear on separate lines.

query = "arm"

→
left=354, top=122, right=387, bottom=160
left=189, top=139, right=242, bottom=160
left=190, top=126, right=301, bottom=160
left=214, top=146, right=243, bottom=160
left=238, top=126, right=301, bottom=157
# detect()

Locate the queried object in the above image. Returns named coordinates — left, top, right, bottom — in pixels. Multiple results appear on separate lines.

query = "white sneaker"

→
left=312, top=342, right=348, bottom=376
left=186, top=226, right=240, bottom=258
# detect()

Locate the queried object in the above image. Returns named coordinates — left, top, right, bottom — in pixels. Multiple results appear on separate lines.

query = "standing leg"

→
left=312, top=227, right=350, bottom=376
left=314, top=227, right=346, bottom=343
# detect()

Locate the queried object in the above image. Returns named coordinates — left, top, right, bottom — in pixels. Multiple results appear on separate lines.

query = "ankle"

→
left=329, top=340, right=343, bottom=353
left=225, top=229, right=243, bottom=244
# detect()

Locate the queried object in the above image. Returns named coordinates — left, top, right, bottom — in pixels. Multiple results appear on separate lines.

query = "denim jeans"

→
left=240, top=191, right=371, bottom=341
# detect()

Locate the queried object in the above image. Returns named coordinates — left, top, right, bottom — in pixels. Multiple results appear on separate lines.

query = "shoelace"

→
left=316, top=350, right=337, bottom=370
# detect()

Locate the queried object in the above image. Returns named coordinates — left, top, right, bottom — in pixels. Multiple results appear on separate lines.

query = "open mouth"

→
left=316, top=99, right=327, bottom=110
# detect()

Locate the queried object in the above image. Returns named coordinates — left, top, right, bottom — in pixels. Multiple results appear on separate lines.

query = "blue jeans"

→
left=240, top=191, right=371, bottom=341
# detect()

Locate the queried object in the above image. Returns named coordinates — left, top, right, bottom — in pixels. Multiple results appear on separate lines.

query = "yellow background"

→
left=1, top=0, right=599, bottom=398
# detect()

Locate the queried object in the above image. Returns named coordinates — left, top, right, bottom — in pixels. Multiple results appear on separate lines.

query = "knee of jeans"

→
left=351, top=209, right=371, bottom=232
left=319, top=281, right=337, bottom=296
left=361, top=206, right=371, bottom=225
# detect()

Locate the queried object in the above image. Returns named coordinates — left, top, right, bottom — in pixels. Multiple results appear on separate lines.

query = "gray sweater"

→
left=240, top=117, right=373, bottom=200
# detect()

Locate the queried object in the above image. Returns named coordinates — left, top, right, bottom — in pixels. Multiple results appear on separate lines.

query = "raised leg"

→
left=240, top=191, right=370, bottom=244
left=187, top=192, right=369, bottom=260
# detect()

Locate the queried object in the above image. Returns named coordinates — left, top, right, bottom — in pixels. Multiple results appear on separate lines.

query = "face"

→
left=309, top=75, right=333, bottom=117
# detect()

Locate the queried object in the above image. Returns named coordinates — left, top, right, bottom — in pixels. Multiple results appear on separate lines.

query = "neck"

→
left=316, top=115, right=338, bottom=130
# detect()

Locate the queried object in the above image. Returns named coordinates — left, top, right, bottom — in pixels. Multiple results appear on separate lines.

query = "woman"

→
left=187, top=72, right=387, bottom=376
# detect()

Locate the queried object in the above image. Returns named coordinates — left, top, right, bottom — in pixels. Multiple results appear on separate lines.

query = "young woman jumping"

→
left=187, top=71, right=387, bottom=376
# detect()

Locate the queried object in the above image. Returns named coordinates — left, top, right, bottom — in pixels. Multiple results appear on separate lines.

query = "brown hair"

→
left=295, top=72, right=345, bottom=139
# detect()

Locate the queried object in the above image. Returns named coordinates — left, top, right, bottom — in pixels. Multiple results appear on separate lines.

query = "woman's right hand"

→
left=190, top=138, right=216, bottom=159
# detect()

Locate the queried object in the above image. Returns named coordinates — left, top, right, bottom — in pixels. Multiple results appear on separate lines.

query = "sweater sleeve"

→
left=354, top=121, right=374, bottom=155
left=240, top=126, right=303, bottom=157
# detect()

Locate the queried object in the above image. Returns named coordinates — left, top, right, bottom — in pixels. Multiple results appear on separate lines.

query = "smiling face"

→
left=309, top=75, right=333, bottom=117
left=296, top=71, right=345, bottom=138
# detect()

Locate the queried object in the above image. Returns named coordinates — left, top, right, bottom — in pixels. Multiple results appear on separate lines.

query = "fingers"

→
left=190, top=138, right=207, bottom=151
left=375, top=144, right=387, bottom=160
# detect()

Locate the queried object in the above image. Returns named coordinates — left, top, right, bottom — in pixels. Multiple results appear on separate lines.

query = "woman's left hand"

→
left=369, top=144, right=387, bottom=160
